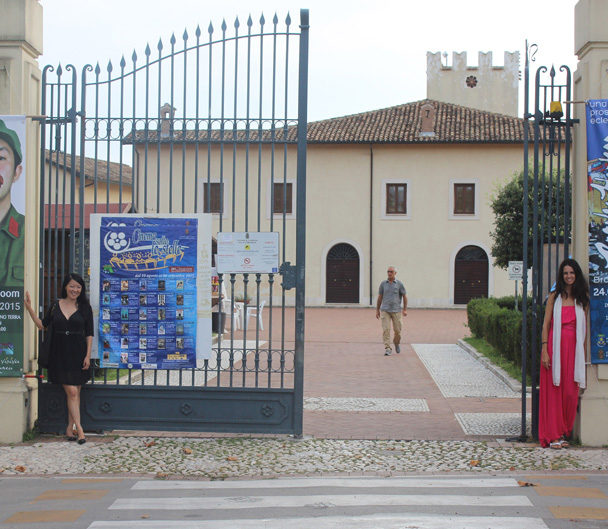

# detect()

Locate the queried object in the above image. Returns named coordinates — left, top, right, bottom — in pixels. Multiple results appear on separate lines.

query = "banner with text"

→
left=0, top=116, right=26, bottom=377
left=90, top=214, right=212, bottom=369
left=587, top=99, right=608, bottom=364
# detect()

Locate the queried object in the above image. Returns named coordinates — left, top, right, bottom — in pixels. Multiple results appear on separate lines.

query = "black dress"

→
left=42, top=301, right=94, bottom=386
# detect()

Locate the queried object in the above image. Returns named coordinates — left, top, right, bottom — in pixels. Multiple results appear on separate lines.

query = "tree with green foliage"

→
left=490, top=169, right=570, bottom=270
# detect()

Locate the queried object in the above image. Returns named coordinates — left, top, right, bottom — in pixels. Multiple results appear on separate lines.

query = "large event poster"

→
left=0, top=116, right=26, bottom=377
left=90, top=214, right=212, bottom=369
left=587, top=99, right=608, bottom=364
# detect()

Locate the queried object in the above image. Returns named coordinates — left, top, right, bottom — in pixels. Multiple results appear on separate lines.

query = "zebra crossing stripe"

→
left=89, top=513, right=549, bottom=529
left=110, top=493, right=532, bottom=510
left=131, top=477, right=519, bottom=490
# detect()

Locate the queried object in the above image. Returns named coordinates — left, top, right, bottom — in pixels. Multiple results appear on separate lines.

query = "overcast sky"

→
left=40, top=0, right=579, bottom=121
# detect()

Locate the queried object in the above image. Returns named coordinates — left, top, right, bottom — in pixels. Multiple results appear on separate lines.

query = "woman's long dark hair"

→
left=555, top=258, right=589, bottom=308
left=60, top=273, right=90, bottom=306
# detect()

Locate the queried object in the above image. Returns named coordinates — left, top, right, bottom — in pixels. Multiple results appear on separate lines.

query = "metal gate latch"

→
left=279, top=262, right=296, bottom=290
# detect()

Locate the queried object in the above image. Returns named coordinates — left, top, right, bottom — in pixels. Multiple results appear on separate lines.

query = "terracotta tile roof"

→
left=124, top=99, right=535, bottom=145
left=306, top=99, right=532, bottom=144
left=45, top=150, right=133, bottom=185
left=124, top=125, right=297, bottom=144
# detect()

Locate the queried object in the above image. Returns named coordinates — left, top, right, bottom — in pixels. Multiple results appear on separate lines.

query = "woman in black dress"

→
left=25, top=273, right=94, bottom=444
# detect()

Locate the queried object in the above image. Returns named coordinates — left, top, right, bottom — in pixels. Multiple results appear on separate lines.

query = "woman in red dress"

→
left=539, top=258, right=588, bottom=449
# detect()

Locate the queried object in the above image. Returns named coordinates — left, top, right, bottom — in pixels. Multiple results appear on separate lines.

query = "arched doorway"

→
left=454, top=245, right=488, bottom=304
left=326, top=243, right=360, bottom=303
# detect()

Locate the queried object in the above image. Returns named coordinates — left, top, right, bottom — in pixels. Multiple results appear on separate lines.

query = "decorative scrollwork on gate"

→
left=260, top=404, right=274, bottom=417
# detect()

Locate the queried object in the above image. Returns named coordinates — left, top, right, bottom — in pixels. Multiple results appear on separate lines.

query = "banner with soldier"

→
left=0, top=116, right=26, bottom=376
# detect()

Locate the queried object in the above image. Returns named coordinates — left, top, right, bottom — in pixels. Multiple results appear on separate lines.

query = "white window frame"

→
left=381, top=178, right=411, bottom=220
left=267, top=179, right=296, bottom=220
left=449, top=179, right=479, bottom=220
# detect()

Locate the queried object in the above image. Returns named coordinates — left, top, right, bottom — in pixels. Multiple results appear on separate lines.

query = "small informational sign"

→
left=508, top=261, right=524, bottom=281
left=90, top=214, right=212, bottom=369
left=216, top=232, right=279, bottom=274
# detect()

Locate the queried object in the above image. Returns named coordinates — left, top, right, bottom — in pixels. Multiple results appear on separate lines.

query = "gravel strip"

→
left=412, top=344, right=520, bottom=398
left=456, top=413, right=532, bottom=436
left=1, top=437, right=606, bottom=477
left=304, top=397, right=429, bottom=412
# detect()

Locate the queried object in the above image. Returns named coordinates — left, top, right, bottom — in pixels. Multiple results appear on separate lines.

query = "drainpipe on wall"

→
left=369, top=144, right=374, bottom=306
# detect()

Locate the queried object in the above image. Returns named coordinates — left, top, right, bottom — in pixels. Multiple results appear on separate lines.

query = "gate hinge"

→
left=279, top=261, right=296, bottom=290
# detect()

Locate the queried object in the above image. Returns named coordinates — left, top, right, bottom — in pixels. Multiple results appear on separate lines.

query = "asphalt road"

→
left=2, top=473, right=608, bottom=528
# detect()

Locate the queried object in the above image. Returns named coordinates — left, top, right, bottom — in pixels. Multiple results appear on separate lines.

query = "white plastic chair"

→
left=245, top=300, right=265, bottom=331
left=222, top=298, right=242, bottom=330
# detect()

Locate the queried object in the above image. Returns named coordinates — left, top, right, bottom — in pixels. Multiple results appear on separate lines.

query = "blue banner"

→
left=587, top=99, right=608, bottom=364
left=97, top=216, right=199, bottom=369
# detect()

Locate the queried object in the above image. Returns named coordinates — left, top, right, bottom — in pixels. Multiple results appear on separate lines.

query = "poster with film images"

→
left=587, top=99, right=608, bottom=364
left=90, top=214, right=212, bottom=369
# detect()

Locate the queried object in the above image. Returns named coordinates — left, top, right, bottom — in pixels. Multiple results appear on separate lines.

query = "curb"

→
left=457, top=339, right=530, bottom=395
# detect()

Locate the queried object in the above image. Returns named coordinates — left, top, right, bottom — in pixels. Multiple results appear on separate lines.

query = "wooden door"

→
left=326, top=243, right=360, bottom=303
left=454, top=245, right=488, bottom=304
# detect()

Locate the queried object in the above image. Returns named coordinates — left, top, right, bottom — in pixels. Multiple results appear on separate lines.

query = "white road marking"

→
left=110, top=494, right=532, bottom=510
left=132, top=477, right=520, bottom=490
left=90, top=513, right=549, bottom=529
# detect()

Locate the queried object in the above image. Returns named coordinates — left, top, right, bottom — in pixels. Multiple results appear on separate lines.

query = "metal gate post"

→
left=519, top=41, right=536, bottom=442
left=294, top=9, right=309, bottom=438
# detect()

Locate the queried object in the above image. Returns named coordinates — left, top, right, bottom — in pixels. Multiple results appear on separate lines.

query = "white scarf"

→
left=551, top=294, right=586, bottom=389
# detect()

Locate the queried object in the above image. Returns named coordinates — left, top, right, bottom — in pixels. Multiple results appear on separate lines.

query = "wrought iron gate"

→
left=520, top=42, right=574, bottom=440
left=37, top=11, right=309, bottom=435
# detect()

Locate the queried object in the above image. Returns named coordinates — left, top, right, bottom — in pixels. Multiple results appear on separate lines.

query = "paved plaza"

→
left=2, top=308, right=607, bottom=480
left=300, top=307, right=527, bottom=440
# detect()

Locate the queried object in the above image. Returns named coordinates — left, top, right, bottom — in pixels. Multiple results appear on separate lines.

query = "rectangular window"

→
left=203, top=182, right=222, bottom=213
left=273, top=182, right=293, bottom=214
left=386, top=183, right=407, bottom=214
left=454, top=183, right=475, bottom=214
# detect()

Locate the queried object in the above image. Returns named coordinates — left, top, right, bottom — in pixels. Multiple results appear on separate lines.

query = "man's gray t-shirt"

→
left=378, top=279, right=406, bottom=312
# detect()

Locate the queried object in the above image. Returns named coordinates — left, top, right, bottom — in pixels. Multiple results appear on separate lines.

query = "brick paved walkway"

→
left=298, top=307, right=525, bottom=440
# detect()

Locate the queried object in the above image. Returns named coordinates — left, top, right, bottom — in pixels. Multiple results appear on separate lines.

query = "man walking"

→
left=376, top=266, right=407, bottom=356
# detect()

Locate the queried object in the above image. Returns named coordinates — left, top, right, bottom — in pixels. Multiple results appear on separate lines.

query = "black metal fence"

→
left=37, top=10, right=309, bottom=435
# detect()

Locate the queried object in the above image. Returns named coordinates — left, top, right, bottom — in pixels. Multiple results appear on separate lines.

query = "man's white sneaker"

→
left=384, top=348, right=392, bottom=356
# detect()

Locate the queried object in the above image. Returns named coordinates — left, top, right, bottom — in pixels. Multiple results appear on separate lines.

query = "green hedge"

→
left=467, top=297, right=541, bottom=376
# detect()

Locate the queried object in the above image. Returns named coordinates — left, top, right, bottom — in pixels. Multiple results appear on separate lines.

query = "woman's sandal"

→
left=559, top=439, right=569, bottom=448
left=549, top=441, right=562, bottom=449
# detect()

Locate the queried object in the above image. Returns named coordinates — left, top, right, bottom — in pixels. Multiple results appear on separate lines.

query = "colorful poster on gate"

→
left=586, top=99, right=608, bottom=364
left=90, top=214, right=212, bottom=369
left=0, top=116, right=26, bottom=377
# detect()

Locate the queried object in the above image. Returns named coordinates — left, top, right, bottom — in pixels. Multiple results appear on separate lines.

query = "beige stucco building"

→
left=128, top=98, right=529, bottom=307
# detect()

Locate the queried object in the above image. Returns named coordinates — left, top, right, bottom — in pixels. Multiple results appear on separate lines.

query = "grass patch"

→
left=22, top=427, right=39, bottom=443
left=464, top=336, right=532, bottom=386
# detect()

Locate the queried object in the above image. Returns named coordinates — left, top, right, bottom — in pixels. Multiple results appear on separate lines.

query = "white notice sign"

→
left=508, top=261, right=524, bottom=280
left=217, top=232, right=280, bottom=274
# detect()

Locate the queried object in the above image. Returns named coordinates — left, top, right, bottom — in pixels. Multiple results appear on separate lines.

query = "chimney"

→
left=419, top=102, right=436, bottom=138
left=160, top=103, right=176, bottom=138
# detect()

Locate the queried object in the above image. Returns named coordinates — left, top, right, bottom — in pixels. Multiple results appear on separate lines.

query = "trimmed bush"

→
left=467, top=298, right=496, bottom=338
left=467, top=296, right=540, bottom=378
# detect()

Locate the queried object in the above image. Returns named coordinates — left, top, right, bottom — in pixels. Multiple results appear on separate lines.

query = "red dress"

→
left=539, top=306, right=579, bottom=447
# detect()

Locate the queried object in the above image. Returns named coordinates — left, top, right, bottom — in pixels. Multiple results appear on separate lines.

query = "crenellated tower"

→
left=427, top=51, right=520, bottom=116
